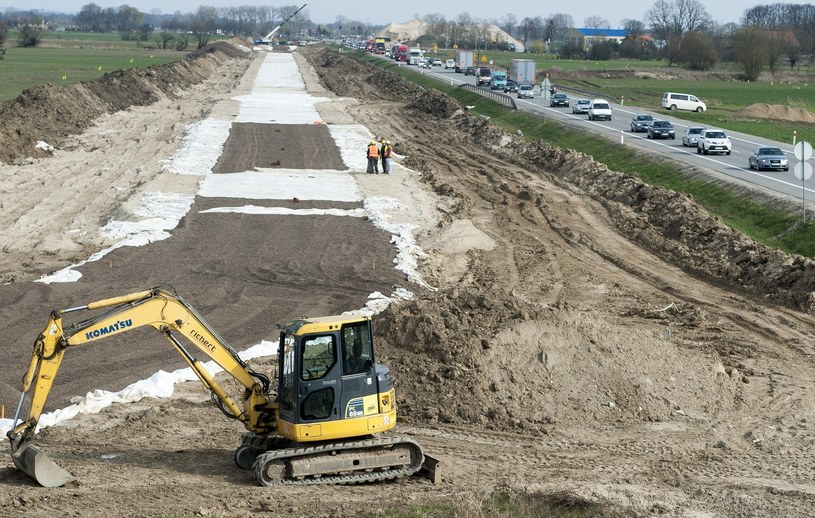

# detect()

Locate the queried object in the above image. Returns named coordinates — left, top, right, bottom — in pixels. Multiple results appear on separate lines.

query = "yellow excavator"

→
left=7, top=287, right=430, bottom=487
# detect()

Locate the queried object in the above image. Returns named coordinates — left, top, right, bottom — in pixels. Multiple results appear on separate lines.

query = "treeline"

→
left=0, top=3, right=311, bottom=50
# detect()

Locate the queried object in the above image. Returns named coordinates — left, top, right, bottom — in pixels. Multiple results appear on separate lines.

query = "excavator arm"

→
left=7, top=287, right=277, bottom=487
left=260, top=3, right=307, bottom=43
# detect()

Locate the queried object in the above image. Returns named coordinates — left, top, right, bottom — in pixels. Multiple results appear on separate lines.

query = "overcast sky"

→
left=0, top=1, right=798, bottom=27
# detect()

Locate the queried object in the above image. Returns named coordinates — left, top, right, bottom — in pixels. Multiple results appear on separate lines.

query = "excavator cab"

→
left=275, top=315, right=397, bottom=443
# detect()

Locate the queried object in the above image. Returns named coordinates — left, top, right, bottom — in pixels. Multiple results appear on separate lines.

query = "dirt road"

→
left=2, top=43, right=815, bottom=517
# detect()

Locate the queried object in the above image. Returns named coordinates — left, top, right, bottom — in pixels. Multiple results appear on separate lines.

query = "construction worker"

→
left=380, top=139, right=393, bottom=174
left=366, top=139, right=379, bottom=174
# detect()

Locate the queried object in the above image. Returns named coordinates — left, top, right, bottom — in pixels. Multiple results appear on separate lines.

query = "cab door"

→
left=278, top=331, right=343, bottom=425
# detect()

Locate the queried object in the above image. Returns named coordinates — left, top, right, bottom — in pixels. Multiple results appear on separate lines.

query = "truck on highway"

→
left=408, top=48, right=423, bottom=65
left=393, top=44, right=408, bottom=61
left=454, top=50, right=474, bottom=73
left=508, top=59, right=536, bottom=85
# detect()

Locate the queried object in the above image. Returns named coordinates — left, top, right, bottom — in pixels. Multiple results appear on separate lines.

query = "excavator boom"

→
left=258, top=3, right=307, bottom=44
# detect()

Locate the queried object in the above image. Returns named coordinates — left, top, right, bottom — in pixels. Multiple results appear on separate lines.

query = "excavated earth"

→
left=3, top=43, right=815, bottom=516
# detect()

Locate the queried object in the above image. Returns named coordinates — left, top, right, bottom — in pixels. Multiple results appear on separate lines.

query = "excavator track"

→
left=253, top=436, right=424, bottom=486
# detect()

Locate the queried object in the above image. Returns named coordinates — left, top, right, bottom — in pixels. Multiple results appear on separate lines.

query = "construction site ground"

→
left=2, top=42, right=815, bottom=517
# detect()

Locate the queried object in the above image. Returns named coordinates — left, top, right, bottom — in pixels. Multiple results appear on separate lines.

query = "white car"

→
left=432, top=58, right=442, bottom=67
left=696, top=129, right=732, bottom=155
left=444, top=59, right=455, bottom=69
left=517, top=84, right=534, bottom=98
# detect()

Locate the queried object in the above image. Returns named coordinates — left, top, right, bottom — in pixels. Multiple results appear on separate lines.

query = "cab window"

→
left=301, top=334, right=336, bottom=381
left=342, top=321, right=373, bottom=375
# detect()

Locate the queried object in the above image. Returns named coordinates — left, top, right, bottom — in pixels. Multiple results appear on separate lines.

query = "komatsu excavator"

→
left=7, top=287, right=429, bottom=487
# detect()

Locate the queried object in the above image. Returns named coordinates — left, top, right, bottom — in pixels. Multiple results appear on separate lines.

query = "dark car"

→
left=503, top=79, right=518, bottom=93
left=647, top=120, right=675, bottom=139
left=550, top=93, right=569, bottom=107
left=464, top=66, right=477, bottom=76
left=748, top=146, right=789, bottom=171
left=630, top=114, right=655, bottom=132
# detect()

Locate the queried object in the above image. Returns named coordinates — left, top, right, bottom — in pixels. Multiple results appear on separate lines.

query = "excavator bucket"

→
left=11, top=442, right=74, bottom=487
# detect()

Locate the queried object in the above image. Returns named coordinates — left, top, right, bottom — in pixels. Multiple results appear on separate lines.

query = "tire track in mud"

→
left=406, top=424, right=815, bottom=494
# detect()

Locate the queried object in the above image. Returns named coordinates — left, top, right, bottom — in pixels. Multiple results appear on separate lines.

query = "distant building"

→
left=564, top=28, right=628, bottom=51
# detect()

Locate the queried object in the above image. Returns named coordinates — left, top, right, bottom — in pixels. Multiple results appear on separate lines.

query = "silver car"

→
left=517, top=84, right=534, bottom=98
left=572, top=99, right=590, bottom=114
left=748, top=146, right=789, bottom=171
left=630, top=114, right=654, bottom=132
left=682, top=126, right=705, bottom=147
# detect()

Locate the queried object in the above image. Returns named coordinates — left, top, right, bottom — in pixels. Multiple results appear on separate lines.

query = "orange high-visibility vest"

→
left=367, top=144, right=379, bottom=158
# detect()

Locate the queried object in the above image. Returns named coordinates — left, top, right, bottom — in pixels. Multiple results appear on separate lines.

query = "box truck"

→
left=508, top=59, right=536, bottom=85
left=454, top=50, right=474, bottom=73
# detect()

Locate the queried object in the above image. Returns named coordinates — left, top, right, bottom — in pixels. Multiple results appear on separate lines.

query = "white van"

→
left=587, top=99, right=612, bottom=121
left=661, top=92, right=706, bottom=112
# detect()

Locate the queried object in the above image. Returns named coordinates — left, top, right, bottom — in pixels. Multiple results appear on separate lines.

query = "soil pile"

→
left=737, top=103, right=815, bottom=123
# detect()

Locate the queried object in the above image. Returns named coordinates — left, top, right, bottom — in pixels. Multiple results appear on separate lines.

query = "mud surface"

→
left=2, top=44, right=815, bottom=517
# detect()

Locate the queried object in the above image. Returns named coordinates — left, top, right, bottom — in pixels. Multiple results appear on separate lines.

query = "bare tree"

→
left=154, top=30, right=175, bottom=49
left=456, top=11, right=473, bottom=44
left=543, top=13, right=574, bottom=47
left=17, top=17, right=42, bottom=47
left=501, top=13, right=516, bottom=38
left=646, top=0, right=711, bottom=66
left=423, top=13, right=446, bottom=39
left=742, top=3, right=812, bottom=71
left=622, top=19, right=645, bottom=38
left=734, top=26, right=769, bottom=80
left=679, top=31, right=717, bottom=70
left=584, top=16, right=610, bottom=29
left=620, top=19, right=656, bottom=59
left=518, top=17, right=536, bottom=47
left=191, top=6, right=218, bottom=49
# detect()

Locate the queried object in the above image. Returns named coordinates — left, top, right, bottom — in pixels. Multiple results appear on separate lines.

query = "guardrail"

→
left=458, top=84, right=517, bottom=109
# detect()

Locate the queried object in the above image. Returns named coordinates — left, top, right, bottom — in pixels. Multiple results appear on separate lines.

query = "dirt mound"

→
left=308, top=48, right=424, bottom=102
left=407, top=89, right=462, bottom=118
left=0, top=43, right=247, bottom=164
left=188, top=39, right=251, bottom=59
left=737, top=103, right=815, bottom=123
left=450, top=115, right=815, bottom=313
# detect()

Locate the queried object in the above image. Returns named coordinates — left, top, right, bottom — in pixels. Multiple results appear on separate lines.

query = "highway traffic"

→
left=404, top=60, right=815, bottom=209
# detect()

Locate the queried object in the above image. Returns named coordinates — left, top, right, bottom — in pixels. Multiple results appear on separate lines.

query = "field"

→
left=0, top=31, right=190, bottom=101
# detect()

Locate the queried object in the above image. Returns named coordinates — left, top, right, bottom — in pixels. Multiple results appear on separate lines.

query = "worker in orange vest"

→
left=366, top=139, right=380, bottom=174
left=380, top=139, right=393, bottom=174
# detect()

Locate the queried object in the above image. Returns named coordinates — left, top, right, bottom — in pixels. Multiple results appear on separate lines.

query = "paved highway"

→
left=406, top=61, right=815, bottom=210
